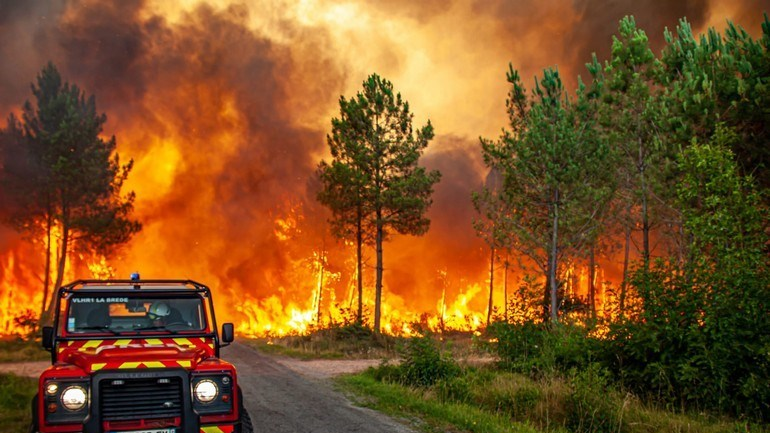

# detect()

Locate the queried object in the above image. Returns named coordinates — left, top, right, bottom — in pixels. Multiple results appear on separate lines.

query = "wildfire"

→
left=0, top=248, right=42, bottom=336
left=3, top=0, right=750, bottom=338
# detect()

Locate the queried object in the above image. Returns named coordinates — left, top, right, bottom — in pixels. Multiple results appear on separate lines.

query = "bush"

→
left=603, top=258, right=770, bottom=421
left=397, top=334, right=460, bottom=387
left=565, top=364, right=621, bottom=433
left=435, top=375, right=473, bottom=403
left=488, top=321, right=599, bottom=375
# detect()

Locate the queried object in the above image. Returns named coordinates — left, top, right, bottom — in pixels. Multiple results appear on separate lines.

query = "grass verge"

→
left=337, top=371, right=539, bottom=433
left=339, top=366, right=762, bottom=433
left=0, top=373, right=36, bottom=433
left=0, top=339, right=49, bottom=363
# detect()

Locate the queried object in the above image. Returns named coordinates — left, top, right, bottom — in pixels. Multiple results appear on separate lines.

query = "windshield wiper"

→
left=77, top=326, right=119, bottom=335
left=133, top=325, right=180, bottom=334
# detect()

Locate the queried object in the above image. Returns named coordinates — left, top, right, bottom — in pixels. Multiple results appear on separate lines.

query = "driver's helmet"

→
left=148, top=302, right=171, bottom=320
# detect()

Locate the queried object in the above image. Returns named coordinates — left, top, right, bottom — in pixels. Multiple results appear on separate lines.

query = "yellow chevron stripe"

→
left=145, top=339, right=163, bottom=345
left=114, top=339, right=132, bottom=347
left=119, top=362, right=141, bottom=369
left=174, top=338, right=193, bottom=347
left=83, top=340, right=102, bottom=349
left=92, top=363, right=106, bottom=371
left=178, top=360, right=192, bottom=368
left=200, top=427, right=224, bottom=433
left=143, top=361, right=165, bottom=368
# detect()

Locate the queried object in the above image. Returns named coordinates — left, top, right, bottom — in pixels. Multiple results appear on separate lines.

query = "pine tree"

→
left=589, top=16, right=673, bottom=312
left=482, top=66, right=614, bottom=322
left=0, top=63, right=141, bottom=320
left=318, top=74, right=440, bottom=333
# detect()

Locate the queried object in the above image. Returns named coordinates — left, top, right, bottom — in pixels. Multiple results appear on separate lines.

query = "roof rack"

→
left=60, top=279, right=211, bottom=292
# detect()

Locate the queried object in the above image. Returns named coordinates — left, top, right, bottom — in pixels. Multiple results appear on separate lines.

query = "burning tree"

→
left=0, top=63, right=141, bottom=322
left=318, top=73, right=441, bottom=333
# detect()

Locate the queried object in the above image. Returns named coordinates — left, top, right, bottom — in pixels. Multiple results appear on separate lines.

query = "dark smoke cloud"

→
left=472, top=0, right=712, bottom=91
left=386, top=135, right=488, bottom=308
left=0, top=0, right=66, bottom=116
left=0, top=1, right=344, bottom=300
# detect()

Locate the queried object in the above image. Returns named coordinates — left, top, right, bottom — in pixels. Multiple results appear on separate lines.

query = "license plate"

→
left=111, top=429, right=176, bottom=433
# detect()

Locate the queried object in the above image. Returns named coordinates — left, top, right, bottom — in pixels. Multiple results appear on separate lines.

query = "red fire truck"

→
left=31, top=277, right=252, bottom=433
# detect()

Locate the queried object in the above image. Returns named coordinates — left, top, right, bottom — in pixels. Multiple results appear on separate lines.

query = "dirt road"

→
left=1, top=343, right=413, bottom=432
left=223, top=343, right=415, bottom=433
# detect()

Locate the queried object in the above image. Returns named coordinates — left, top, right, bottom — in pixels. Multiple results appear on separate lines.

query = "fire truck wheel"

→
left=28, top=394, right=39, bottom=433
left=238, top=387, right=253, bottom=433
left=240, top=409, right=253, bottom=433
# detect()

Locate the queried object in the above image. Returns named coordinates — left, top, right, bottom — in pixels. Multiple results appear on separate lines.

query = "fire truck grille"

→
left=100, top=377, right=183, bottom=421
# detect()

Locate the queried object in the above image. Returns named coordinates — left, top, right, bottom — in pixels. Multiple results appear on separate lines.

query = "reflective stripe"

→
left=200, top=426, right=233, bottom=433
left=92, top=363, right=106, bottom=371
left=178, top=360, right=192, bottom=368
left=174, top=338, right=193, bottom=347
left=83, top=340, right=102, bottom=349
left=145, top=338, right=163, bottom=345
left=114, top=339, right=132, bottom=347
left=117, top=361, right=171, bottom=369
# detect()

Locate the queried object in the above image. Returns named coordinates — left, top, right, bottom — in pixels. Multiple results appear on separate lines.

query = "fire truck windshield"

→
left=66, top=294, right=206, bottom=334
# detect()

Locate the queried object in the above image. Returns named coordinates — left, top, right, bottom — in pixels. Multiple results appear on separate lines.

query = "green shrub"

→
left=565, top=364, right=621, bottom=433
left=511, top=386, right=542, bottom=419
left=397, top=334, right=460, bottom=387
left=435, top=375, right=472, bottom=403
left=488, top=321, right=599, bottom=375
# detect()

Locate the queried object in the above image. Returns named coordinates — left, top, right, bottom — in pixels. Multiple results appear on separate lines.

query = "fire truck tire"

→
left=240, top=409, right=254, bottom=433
left=238, top=387, right=253, bottom=433
left=28, top=394, right=39, bottom=433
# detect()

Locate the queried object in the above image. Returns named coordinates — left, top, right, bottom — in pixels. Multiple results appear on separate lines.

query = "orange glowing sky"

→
left=0, top=0, right=767, bottom=334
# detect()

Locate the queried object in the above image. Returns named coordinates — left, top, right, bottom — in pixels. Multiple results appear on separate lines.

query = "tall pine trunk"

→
left=356, top=208, right=363, bottom=324
left=589, top=244, right=596, bottom=320
left=374, top=210, right=384, bottom=334
left=639, top=141, right=650, bottom=270
left=549, top=190, right=560, bottom=323
left=503, top=251, right=509, bottom=323
left=620, top=221, right=631, bottom=316
left=48, top=219, right=69, bottom=318
left=40, top=212, right=53, bottom=323
left=487, top=246, right=495, bottom=326
left=315, top=248, right=325, bottom=326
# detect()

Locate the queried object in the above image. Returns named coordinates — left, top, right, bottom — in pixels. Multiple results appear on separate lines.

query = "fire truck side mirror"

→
left=42, top=326, right=54, bottom=351
left=221, top=323, right=234, bottom=345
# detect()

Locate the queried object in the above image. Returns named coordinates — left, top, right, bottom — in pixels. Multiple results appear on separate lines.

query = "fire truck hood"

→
left=60, top=339, right=211, bottom=373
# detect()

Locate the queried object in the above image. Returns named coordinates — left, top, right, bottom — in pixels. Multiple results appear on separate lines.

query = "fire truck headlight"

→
left=61, top=386, right=87, bottom=411
left=45, top=382, right=59, bottom=396
left=194, top=379, right=218, bottom=403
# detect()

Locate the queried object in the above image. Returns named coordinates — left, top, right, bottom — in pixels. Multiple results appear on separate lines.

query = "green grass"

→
left=0, top=339, right=49, bottom=363
left=0, top=373, right=36, bottom=433
left=338, top=366, right=763, bottom=433
left=337, top=371, right=539, bottom=433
